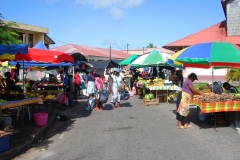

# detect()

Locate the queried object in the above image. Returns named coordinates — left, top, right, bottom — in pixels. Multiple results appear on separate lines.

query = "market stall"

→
left=170, top=41, right=240, bottom=130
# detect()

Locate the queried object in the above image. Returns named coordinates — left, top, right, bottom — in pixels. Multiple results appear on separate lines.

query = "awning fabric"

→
left=15, top=48, right=74, bottom=63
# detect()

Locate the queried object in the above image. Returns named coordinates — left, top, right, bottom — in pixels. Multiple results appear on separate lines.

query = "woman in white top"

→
left=109, top=68, right=124, bottom=108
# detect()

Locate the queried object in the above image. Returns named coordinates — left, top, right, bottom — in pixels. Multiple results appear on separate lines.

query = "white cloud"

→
left=110, top=7, right=124, bottom=19
left=75, top=0, right=144, bottom=9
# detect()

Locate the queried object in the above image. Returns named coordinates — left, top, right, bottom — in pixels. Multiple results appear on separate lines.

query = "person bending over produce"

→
left=176, top=73, right=202, bottom=129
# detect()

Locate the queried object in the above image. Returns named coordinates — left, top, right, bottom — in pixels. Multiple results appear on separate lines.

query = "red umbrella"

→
left=15, top=48, right=74, bottom=63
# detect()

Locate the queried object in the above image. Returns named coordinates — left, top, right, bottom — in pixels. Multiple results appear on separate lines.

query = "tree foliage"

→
left=147, top=43, right=157, bottom=48
left=226, top=68, right=240, bottom=81
left=0, top=13, right=22, bottom=47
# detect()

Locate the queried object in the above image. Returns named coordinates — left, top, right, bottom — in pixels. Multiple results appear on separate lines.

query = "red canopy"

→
left=15, top=48, right=74, bottom=63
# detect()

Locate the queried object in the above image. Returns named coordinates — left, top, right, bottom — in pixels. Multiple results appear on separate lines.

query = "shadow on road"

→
left=170, top=107, right=225, bottom=129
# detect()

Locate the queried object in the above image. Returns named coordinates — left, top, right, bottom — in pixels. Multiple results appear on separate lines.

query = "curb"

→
left=0, top=111, right=58, bottom=160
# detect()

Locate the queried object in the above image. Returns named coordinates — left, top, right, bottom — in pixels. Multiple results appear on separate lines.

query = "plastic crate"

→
left=0, top=135, right=10, bottom=153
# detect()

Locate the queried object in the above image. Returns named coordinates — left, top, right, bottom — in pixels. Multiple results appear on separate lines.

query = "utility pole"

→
left=127, top=43, right=129, bottom=54
left=110, top=46, right=112, bottom=60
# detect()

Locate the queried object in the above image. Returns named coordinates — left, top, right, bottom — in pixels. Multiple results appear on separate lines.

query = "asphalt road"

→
left=13, top=96, right=240, bottom=160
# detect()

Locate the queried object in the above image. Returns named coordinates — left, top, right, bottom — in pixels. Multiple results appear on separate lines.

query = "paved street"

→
left=14, top=96, right=240, bottom=160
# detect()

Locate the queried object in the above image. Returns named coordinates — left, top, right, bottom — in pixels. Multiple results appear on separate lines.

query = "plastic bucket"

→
left=33, top=112, right=48, bottom=126
left=137, top=88, right=142, bottom=95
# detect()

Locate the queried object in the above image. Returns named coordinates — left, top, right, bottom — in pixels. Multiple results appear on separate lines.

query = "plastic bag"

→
left=99, top=89, right=109, bottom=103
left=56, top=92, right=68, bottom=105
left=120, top=90, right=130, bottom=100
left=85, top=97, right=96, bottom=110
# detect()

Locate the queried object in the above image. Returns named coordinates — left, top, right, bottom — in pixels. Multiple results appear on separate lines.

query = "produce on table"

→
left=45, top=94, right=55, bottom=100
left=137, top=77, right=165, bottom=86
left=193, top=93, right=240, bottom=103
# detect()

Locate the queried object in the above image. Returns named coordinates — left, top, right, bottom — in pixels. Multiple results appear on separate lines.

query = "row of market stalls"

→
left=118, top=41, right=240, bottom=131
left=0, top=42, right=91, bottom=153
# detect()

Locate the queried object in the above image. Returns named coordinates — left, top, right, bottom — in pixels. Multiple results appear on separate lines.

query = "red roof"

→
left=50, top=44, right=130, bottom=59
left=163, top=20, right=240, bottom=50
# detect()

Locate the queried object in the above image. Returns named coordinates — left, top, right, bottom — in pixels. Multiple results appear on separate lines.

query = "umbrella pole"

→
left=22, top=60, right=25, bottom=93
left=212, top=67, right=214, bottom=91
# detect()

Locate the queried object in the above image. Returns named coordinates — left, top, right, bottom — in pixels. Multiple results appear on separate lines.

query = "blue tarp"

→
left=8, top=61, right=73, bottom=67
left=0, top=44, right=28, bottom=55
left=32, top=41, right=48, bottom=50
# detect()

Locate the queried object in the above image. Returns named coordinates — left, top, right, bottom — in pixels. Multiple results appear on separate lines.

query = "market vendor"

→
left=222, top=82, right=238, bottom=93
left=2, top=72, right=23, bottom=93
left=176, top=72, right=202, bottom=129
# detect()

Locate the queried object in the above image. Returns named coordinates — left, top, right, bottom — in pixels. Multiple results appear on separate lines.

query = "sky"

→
left=0, top=0, right=226, bottom=50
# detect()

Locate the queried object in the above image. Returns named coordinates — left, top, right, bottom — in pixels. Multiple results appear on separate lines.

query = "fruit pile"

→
left=144, top=93, right=155, bottom=100
left=45, top=94, right=55, bottom=100
left=193, top=93, right=240, bottom=102
left=137, top=77, right=164, bottom=86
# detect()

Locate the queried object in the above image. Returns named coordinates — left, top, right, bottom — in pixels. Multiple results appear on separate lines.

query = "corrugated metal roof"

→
left=51, top=44, right=130, bottom=59
left=163, top=21, right=240, bottom=51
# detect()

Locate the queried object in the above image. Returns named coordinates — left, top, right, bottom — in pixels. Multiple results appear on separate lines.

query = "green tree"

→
left=226, top=68, right=240, bottom=86
left=0, top=13, right=22, bottom=47
left=147, top=43, right=157, bottom=48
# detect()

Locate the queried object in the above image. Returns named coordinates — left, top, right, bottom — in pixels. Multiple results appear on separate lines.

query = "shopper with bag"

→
left=109, top=68, right=124, bottom=109
left=176, top=73, right=202, bottom=129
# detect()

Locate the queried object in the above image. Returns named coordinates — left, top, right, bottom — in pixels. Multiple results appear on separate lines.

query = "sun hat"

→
left=114, top=68, right=120, bottom=72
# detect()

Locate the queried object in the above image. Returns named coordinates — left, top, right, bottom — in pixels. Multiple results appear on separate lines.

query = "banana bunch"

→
left=39, top=95, right=44, bottom=99
left=45, top=94, right=55, bottom=99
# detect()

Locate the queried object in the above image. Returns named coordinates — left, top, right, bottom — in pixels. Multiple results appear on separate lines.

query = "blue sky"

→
left=0, top=0, right=225, bottom=50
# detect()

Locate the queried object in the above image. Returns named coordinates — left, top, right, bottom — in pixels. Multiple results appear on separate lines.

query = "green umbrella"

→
left=130, top=51, right=170, bottom=66
left=118, top=54, right=138, bottom=66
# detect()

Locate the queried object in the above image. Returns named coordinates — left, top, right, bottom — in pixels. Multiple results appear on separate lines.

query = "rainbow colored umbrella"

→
left=167, top=48, right=187, bottom=68
left=175, top=42, right=240, bottom=68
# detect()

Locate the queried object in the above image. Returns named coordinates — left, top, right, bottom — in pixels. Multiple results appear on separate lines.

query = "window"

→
left=16, top=32, right=25, bottom=43
left=28, top=34, right=33, bottom=48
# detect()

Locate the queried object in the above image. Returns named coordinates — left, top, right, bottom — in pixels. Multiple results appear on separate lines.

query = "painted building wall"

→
left=183, top=68, right=227, bottom=83
left=226, top=0, right=240, bottom=36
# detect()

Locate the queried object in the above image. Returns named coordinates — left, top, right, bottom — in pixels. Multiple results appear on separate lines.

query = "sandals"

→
left=184, top=125, right=193, bottom=128
left=177, top=126, right=185, bottom=129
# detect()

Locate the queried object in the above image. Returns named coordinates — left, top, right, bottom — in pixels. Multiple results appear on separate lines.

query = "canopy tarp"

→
left=15, top=48, right=74, bottom=63
left=0, top=44, right=28, bottom=55
left=119, top=54, right=138, bottom=66
left=89, top=59, right=119, bottom=75
left=32, top=41, right=48, bottom=50
left=0, top=44, right=28, bottom=61
left=8, top=61, right=73, bottom=67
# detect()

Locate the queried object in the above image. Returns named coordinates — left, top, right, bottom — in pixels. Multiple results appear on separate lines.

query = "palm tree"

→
left=0, top=13, right=22, bottom=47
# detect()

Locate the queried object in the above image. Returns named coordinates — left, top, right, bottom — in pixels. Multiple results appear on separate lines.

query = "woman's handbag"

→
left=115, top=76, right=123, bottom=92
left=179, top=106, right=190, bottom=117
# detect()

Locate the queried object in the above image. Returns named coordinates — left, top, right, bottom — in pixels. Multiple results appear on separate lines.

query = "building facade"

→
left=162, top=0, right=240, bottom=82
left=3, top=20, right=55, bottom=48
